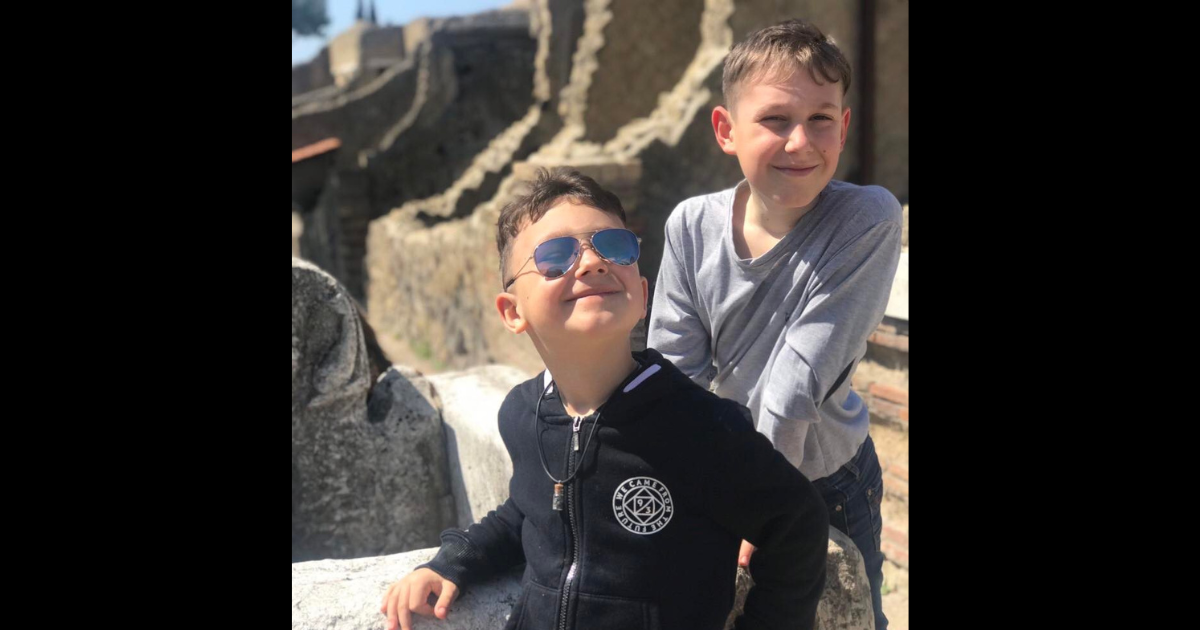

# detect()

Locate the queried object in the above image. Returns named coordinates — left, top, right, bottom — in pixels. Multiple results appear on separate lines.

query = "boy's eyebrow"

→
left=541, top=228, right=576, bottom=240
left=752, top=101, right=842, bottom=116
left=539, top=225, right=610, bottom=240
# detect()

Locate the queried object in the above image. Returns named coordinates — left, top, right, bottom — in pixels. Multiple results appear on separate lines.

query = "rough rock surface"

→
left=292, top=529, right=873, bottom=629
left=292, top=547, right=523, bottom=630
left=423, top=366, right=531, bottom=527
left=293, top=258, right=456, bottom=561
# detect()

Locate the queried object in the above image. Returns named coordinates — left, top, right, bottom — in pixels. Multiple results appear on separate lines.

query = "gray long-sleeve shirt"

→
left=647, top=179, right=902, bottom=480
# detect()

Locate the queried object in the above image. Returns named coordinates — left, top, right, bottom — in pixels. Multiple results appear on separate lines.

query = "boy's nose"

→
left=785, top=123, right=809, bottom=152
left=575, top=243, right=608, bottom=277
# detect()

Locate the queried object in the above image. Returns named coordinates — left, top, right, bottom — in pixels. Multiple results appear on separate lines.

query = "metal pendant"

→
left=552, top=483, right=564, bottom=511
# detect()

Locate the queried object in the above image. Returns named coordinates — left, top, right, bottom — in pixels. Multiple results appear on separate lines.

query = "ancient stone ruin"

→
left=292, top=0, right=909, bottom=626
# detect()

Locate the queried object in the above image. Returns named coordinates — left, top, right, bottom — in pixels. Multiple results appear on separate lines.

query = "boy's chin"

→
left=751, top=175, right=829, bottom=203
left=765, top=192, right=823, bottom=214
left=560, top=315, right=638, bottom=341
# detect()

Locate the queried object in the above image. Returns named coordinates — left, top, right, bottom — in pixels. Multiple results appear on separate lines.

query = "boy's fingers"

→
left=738, top=539, right=757, bottom=567
left=435, top=581, right=459, bottom=619
left=381, top=582, right=396, bottom=614
left=409, top=582, right=435, bottom=618
left=398, top=601, right=413, bottom=630
left=392, top=582, right=410, bottom=630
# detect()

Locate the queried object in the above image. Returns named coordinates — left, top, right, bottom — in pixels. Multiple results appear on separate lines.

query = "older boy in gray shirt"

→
left=647, top=19, right=902, bottom=629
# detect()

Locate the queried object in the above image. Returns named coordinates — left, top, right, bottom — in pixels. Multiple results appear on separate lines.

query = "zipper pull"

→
left=572, top=415, right=583, bottom=451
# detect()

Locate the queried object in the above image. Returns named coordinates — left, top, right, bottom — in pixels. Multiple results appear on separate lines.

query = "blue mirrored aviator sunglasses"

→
left=504, top=228, right=641, bottom=290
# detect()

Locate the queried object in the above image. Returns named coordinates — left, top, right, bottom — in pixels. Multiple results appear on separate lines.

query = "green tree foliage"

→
left=292, top=0, right=330, bottom=37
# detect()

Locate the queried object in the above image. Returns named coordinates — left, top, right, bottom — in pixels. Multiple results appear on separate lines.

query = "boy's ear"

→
left=640, top=276, right=649, bottom=319
left=839, top=106, right=851, bottom=151
left=712, top=106, right=737, bottom=156
left=495, top=291, right=528, bottom=334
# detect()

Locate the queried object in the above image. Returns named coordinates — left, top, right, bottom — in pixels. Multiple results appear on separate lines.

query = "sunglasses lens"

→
left=592, top=229, right=640, bottom=265
left=533, top=236, right=580, bottom=278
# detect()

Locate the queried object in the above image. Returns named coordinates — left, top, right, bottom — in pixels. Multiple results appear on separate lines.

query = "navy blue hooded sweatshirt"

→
left=421, top=349, right=828, bottom=630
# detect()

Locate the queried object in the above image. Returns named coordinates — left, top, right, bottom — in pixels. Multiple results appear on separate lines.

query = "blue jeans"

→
left=811, top=435, right=887, bottom=630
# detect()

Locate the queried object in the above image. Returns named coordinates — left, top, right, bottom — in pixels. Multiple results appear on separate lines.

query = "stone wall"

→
left=361, top=25, right=407, bottom=75
left=363, top=21, right=537, bottom=214
left=365, top=0, right=585, bottom=371
left=293, top=530, right=874, bottom=630
left=294, top=11, right=539, bottom=300
left=426, top=366, right=529, bottom=528
left=329, top=21, right=373, bottom=86
left=291, top=51, right=422, bottom=157
left=873, top=0, right=908, bottom=202
left=292, top=47, right=335, bottom=97
left=365, top=0, right=901, bottom=369
left=292, top=259, right=457, bottom=562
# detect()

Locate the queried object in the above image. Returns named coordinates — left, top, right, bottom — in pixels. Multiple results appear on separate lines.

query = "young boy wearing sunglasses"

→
left=381, top=167, right=829, bottom=630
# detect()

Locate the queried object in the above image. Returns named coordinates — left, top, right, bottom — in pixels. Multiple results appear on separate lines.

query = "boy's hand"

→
left=738, top=539, right=757, bottom=567
left=380, top=568, right=460, bottom=630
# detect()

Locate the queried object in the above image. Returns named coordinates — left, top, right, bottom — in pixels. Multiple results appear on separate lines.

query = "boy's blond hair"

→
left=722, top=19, right=852, bottom=112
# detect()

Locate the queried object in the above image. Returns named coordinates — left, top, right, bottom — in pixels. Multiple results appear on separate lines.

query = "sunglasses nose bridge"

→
left=579, top=236, right=599, bottom=256
left=575, top=237, right=611, bottom=272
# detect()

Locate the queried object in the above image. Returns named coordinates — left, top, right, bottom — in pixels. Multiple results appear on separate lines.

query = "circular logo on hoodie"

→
left=613, top=477, right=673, bottom=534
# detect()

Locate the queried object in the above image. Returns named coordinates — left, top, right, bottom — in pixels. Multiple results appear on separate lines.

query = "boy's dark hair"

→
left=496, top=167, right=627, bottom=287
left=722, top=19, right=852, bottom=112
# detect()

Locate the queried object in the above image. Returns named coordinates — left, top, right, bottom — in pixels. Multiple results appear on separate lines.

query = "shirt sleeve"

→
left=419, top=391, right=530, bottom=586
left=418, top=496, right=525, bottom=587
left=647, top=208, right=716, bottom=388
left=700, top=402, right=829, bottom=630
left=760, top=214, right=902, bottom=464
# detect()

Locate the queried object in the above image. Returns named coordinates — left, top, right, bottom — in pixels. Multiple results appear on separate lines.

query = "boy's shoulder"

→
left=497, top=371, right=548, bottom=432
left=823, top=180, right=903, bottom=228
left=664, top=185, right=739, bottom=232
left=642, top=355, right=756, bottom=436
left=668, top=388, right=756, bottom=439
left=502, top=370, right=546, bottom=403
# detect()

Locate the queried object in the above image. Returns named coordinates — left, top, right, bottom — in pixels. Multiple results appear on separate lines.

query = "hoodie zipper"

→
left=558, top=415, right=584, bottom=630
left=552, top=361, right=654, bottom=630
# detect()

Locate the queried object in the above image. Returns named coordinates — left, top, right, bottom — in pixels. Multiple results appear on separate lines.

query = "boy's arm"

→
left=647, top=214, right=715, bottom=387
left=384, top=499, right=525, bottom=630
left=417, top=497, right=526, bottom=586
left=384, top=391, right=530, bottom=629
left=762, top=217, right=902, bottom=462
left=420, top=386, right=532, bottom=584
left=702, top=403, right=828, bottom=630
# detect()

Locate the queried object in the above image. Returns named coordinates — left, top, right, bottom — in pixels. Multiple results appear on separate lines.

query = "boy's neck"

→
left=740, top=182, right=820, bottom=238
left=539, top=338, right=639, bottom=418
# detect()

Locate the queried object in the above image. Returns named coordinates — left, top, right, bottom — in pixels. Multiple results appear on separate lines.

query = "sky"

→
left=293, top=0, right=513, bottom=66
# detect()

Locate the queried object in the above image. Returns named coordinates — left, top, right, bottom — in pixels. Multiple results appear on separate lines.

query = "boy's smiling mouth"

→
left=773, top=165, right=818, bottom=176
left=567, top=288, right=620, bottom=301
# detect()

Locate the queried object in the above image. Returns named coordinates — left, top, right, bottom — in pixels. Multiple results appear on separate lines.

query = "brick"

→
left=882, top=541, right=909, bottom=567
left=292, top=137, right=341, bottom=163
left=869, top=382, right=909, bottom=406
left=868, top=330, right=909, bottom=352
left=870, top=399, right=902, bottom=421
left=883, top=476, right=908, bottom=499
left=882, top=526, right=908, bottom=547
